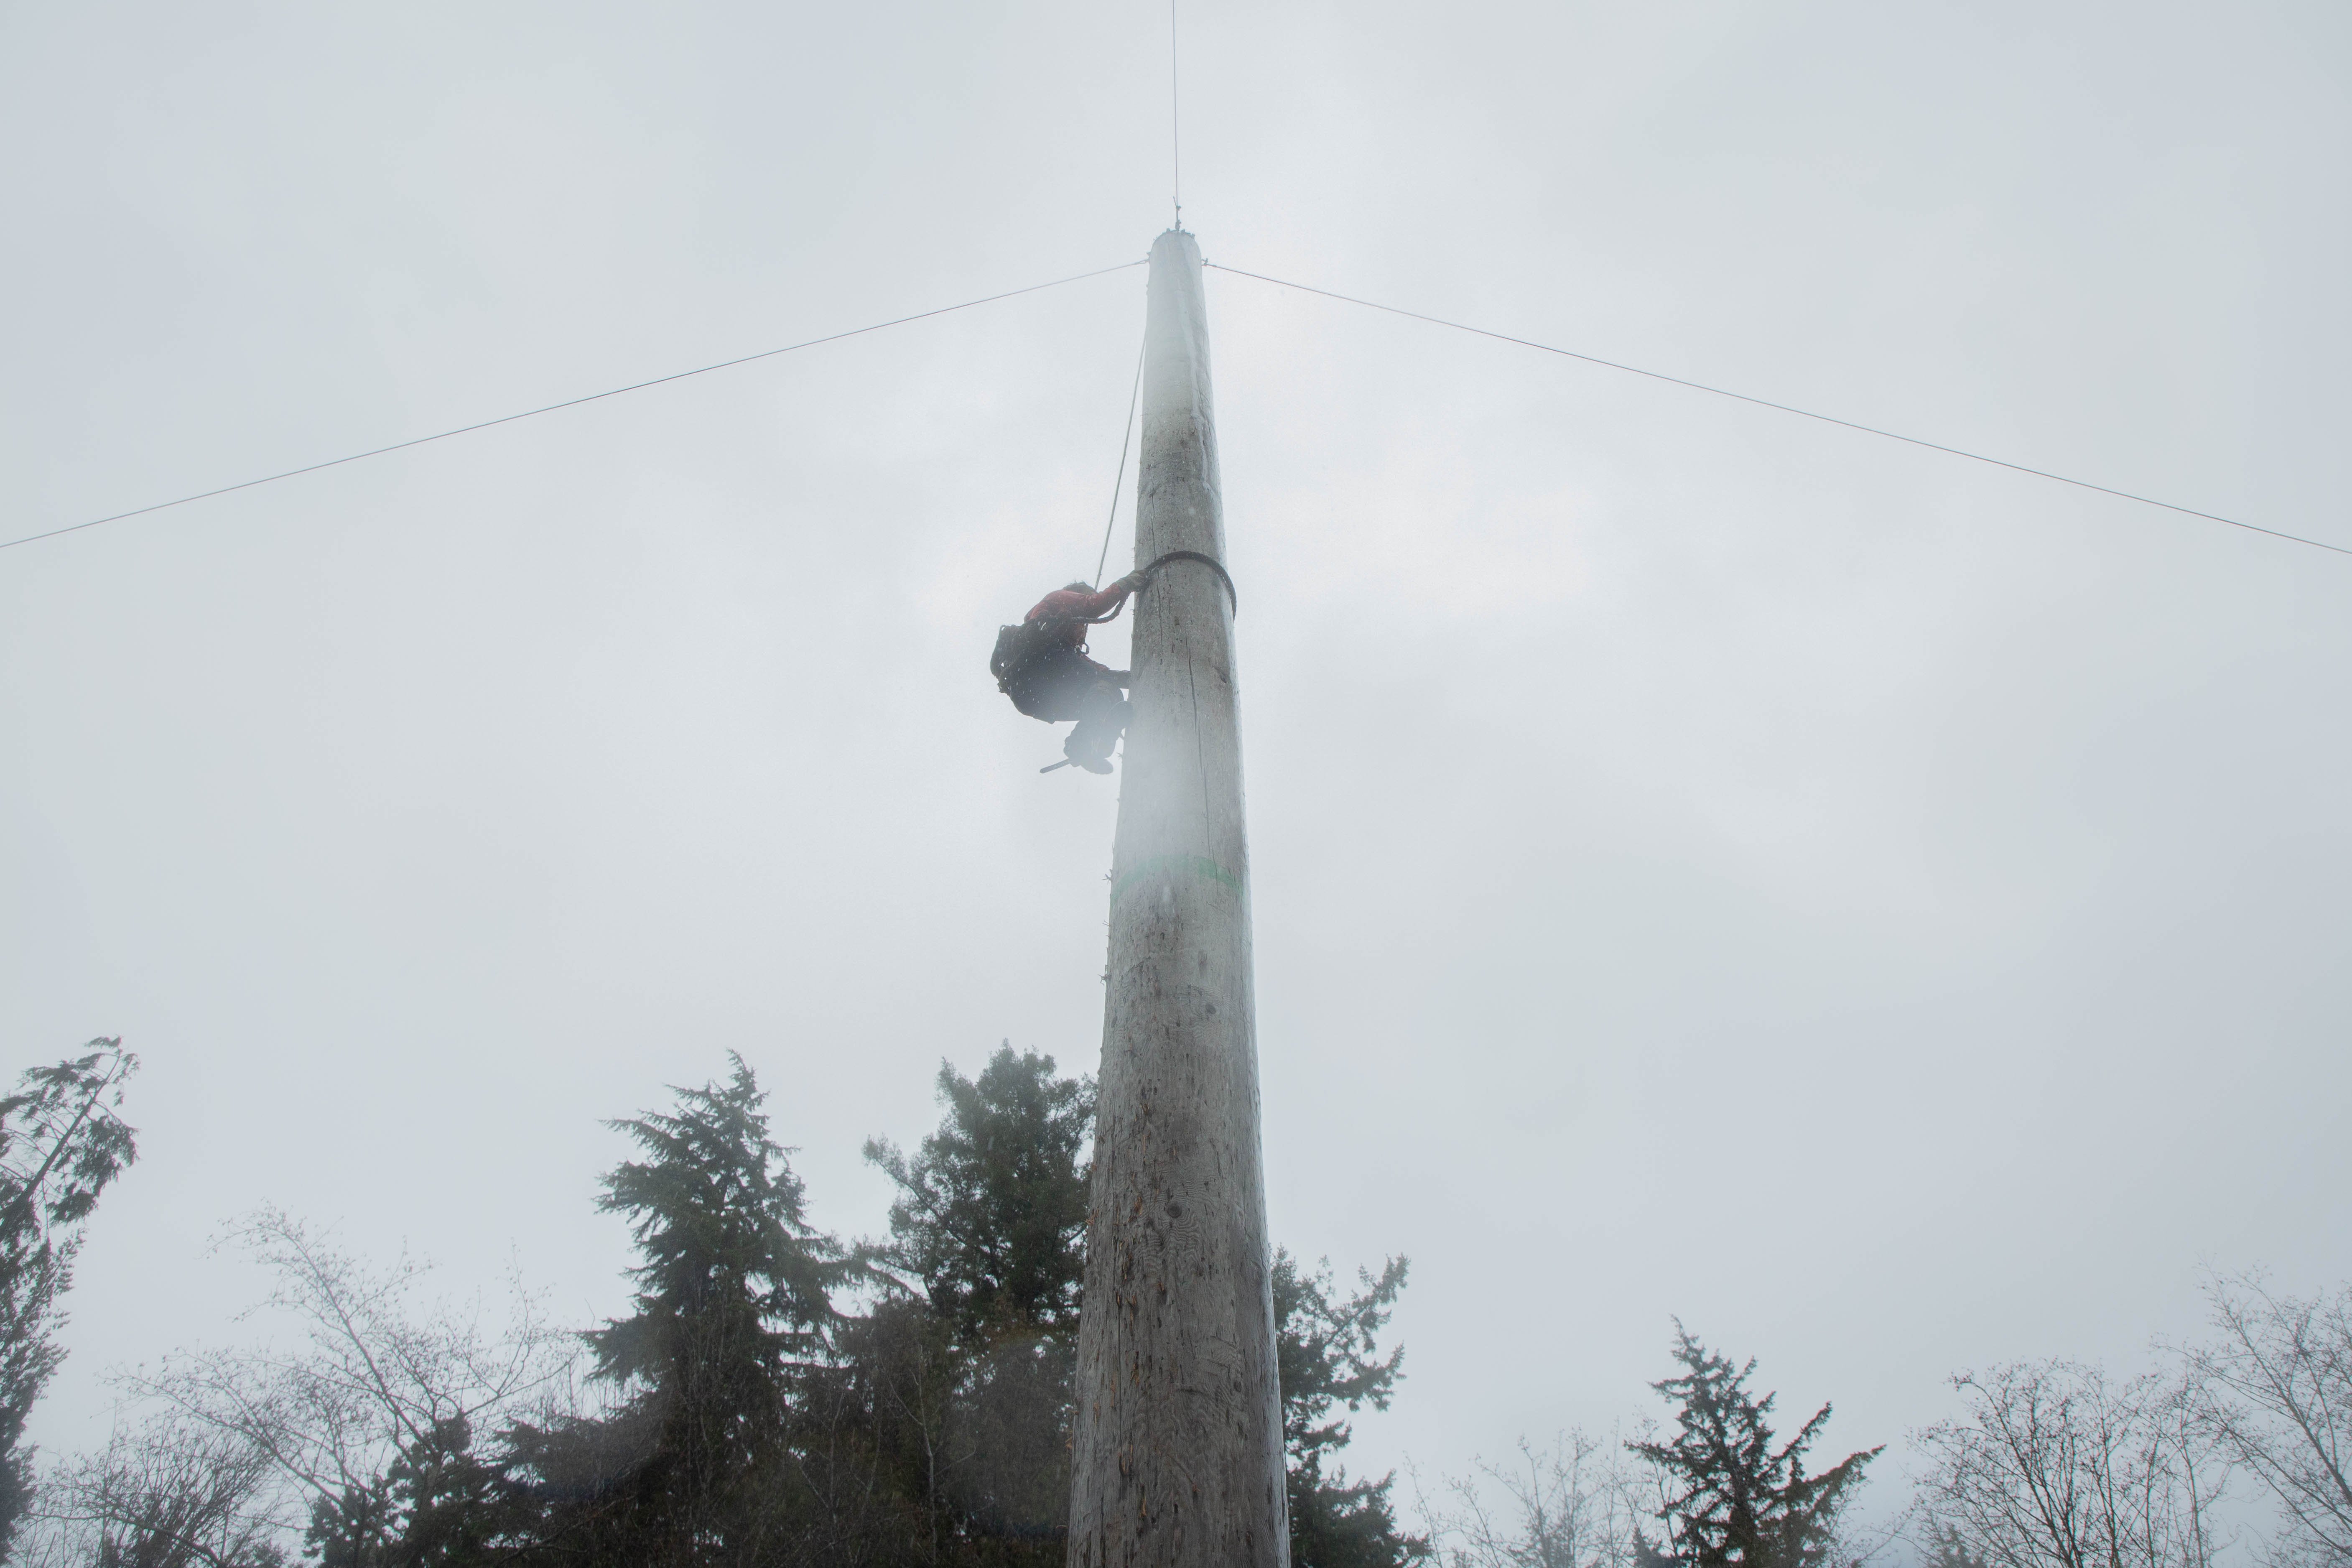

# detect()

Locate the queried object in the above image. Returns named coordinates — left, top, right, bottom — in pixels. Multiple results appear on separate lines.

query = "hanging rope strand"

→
left=1095, top=333, right=1149, bottom=587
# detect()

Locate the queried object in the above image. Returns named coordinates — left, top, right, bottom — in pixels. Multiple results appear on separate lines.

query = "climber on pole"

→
left=991, top=571, right=1148, bottom=774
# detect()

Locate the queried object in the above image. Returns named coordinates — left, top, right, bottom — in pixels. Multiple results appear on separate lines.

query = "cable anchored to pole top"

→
left=5, top=260, right=1147, bottom=555
left=1205, top=261, right=2351, bottom=560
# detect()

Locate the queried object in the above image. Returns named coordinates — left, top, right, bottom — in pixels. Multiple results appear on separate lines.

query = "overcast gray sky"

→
left=5, top=0, right=2347, bottom=1525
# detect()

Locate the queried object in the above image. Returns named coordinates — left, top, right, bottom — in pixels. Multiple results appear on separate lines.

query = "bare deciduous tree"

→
left=40, top=1207, right=573, bottom=1561
left=1914, top=1361, right=2225, bottom=1568
left=2181, top=1273, right=2352, bottom=1568
left=29, top=1412, right=287, bottom=1568
left=1418, top=1430, right=1642, bottom=1568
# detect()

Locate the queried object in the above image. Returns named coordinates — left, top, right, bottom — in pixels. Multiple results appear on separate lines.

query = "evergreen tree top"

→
left=1628, top=1323, right=1879, bottom=1568
left=864, top=1044, right=1093, bottom=1337
left=586, top=1053, right=852, bottom=1390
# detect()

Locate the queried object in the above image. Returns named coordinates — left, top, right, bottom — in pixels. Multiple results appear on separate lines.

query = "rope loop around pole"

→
left=1138, top=549, right=1238, bottom=614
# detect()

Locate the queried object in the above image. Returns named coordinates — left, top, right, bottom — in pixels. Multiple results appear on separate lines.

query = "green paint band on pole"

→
left=1111, top=852, right=1243, bottom=902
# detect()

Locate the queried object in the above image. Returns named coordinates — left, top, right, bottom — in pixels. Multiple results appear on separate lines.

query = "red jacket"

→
left=1024, top=581, right=1135, bottom=648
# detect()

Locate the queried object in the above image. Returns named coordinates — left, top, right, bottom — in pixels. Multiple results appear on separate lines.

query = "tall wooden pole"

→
left=1068, top=229, right=1287, bottom=1568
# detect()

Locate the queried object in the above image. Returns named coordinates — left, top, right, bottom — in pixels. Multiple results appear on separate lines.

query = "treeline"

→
left=3, top=1042, right=2348, bottom=1568
left=4, top=1045, right=1419, bottom=1567
left=1420, top=1270, right=2352, bottom=1568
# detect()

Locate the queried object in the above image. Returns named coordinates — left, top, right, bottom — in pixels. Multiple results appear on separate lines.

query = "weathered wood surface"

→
left=1067, top=227, right=1287, bottom=1568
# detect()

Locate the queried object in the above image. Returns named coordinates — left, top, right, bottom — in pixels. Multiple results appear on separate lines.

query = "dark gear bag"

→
left=991, top=619, right=1061, bottom=691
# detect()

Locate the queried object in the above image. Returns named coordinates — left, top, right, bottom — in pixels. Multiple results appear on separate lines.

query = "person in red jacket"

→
left=994, top=571, right=1147, bottom=773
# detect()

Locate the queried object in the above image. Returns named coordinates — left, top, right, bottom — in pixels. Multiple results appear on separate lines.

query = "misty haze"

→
left=2, top=3, right=2347, bottom=1566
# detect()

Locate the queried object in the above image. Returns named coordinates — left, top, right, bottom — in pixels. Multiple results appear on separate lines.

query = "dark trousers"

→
left=1006, top=647, right=1131, bottom=762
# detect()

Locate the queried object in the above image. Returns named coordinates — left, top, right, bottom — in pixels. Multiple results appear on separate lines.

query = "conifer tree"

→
left=864, top=1044, right=1093, bottom=1336
left=1274, top=1250, right=1429, bottom=1568
left=303, top=1415, right=513, bottom=1567
left=859, top=1045, right=1095, bottom=1559
left=1629, top=1326, right=1878, bottom=1568
left=579, top=1054, right=853, bottom=1553
left=856, top=1051, right=1423, bottom=1568
left=1921, top=1522, right=1991, bottom=1568
left=0, top=1041, right=138, bottom=1556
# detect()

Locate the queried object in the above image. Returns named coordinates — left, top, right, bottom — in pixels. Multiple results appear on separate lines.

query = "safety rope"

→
left=1093, top=334, right=1147, bottom=588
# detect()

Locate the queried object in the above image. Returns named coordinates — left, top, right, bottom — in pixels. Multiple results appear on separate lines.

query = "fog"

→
left=4, top=0, right=2347, bottom=1522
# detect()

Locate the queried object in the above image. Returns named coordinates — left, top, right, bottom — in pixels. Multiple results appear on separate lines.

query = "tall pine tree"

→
left=859, top=1045, right=1095, bottom=1559
left=1274, top=1250, right=1429, bottom=1568
left=856, top=1048, right=1424, bottom=1567
left=864, top=1045, right=1093, bottom=1337
left=1629, top=1325, right=1878, bottom=1568
left=569, top=1054, right=854, bottom=1557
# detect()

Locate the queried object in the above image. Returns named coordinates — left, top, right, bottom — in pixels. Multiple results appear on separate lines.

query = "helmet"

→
left=1064, top=581, right=1095, bottom=594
